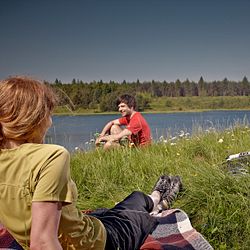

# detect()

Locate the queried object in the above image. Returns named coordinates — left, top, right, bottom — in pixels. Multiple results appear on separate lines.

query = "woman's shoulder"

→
left=21, top=143, right=70, bottom=157
left=23, top=143, right=66, bottom=150
left=22, top=144, right=71, bottom=168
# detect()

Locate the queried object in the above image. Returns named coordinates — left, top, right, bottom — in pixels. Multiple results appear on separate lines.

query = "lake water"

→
left=45, top=110, right=250, bottom=151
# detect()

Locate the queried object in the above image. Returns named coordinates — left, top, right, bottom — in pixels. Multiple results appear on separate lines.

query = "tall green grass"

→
left=149, top=96, right=250, bottom=112
left=70, top=126, right=250, bottom=249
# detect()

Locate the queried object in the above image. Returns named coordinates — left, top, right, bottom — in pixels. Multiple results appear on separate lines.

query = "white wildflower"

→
left=170, top=136, right=177, bottom=141
left=179, top=131, right=185, bottom=137
left=159, top=136, right=166, bottom=142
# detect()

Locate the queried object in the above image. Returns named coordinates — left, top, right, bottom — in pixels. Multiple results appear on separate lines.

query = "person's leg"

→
left=103, top=124, right=123, bottom=150
left=148, top=191, right=161, bottom=210
left=101, top=184, right=168, bottom=249
left=111, top=175, right=183, bottom=215
left=111, top=175, right=172, bottom=213
left=103, top=141, right=120, bottom=150
left=94, top=192, right=159, bottom=250
left=160, top=175, right=183, bottom=209
left=110, top=124, right=123, bottom=135
left=111, top=191, right=155, bottom=213
left=91, top=176, right=181, bottom=250
left=151, top=175, right=183, bottom=215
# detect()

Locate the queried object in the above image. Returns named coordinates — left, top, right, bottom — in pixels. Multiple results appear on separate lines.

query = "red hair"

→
left=0, top=76, right=56, bottom=148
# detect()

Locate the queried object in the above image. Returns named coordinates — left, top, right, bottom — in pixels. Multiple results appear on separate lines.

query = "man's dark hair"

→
left=116, top=94, right=137, bottom=109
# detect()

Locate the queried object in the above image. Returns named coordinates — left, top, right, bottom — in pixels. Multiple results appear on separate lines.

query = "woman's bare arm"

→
left=30, top=201, right=63, bottom=250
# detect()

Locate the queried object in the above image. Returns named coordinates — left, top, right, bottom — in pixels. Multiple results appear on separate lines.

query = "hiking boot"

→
left=161, top=176, right=183, bottom=210
left=152, top=175, right=171, bottom=198
left=120, top=136, right=130, bottom=146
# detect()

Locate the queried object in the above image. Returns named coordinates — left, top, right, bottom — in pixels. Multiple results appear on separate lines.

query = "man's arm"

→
left=30, top=201, right=63, bottom=250
left=99, top=119, right=120, bottom=136
left=95, top=119, right=121, bottom=145
left=99, top=128, right=132, bottom=143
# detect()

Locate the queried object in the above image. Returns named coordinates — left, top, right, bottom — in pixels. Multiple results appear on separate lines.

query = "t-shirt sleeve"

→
left=32, top=148, right=75, bottom=203
left=118, top=117, right=128, bottom=125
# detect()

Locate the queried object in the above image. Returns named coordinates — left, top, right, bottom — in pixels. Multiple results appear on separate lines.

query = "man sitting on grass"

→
left=95, top=94, right=151, bottom=149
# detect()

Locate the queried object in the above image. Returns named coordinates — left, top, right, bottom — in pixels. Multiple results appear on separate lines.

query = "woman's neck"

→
left=2, top=140, right=25, bottom=149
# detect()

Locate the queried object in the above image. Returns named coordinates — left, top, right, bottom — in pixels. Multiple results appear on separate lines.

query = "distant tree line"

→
left=48, top=76, right=249, bottom=112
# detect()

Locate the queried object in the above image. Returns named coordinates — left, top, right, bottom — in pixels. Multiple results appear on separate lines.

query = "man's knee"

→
left=110, top=124, right=123, bottom=135
left=128, top=191, right=145, bottom=200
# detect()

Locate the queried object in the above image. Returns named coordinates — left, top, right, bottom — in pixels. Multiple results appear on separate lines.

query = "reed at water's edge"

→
left=70, top=125, right=250, bottom=250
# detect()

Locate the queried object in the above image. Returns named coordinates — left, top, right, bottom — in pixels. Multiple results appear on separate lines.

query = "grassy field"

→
left=149, top=96, right=250, bottom=112
left=70, top=125, right=250, bottom=250
left=54, top=96, right=250, bottom=114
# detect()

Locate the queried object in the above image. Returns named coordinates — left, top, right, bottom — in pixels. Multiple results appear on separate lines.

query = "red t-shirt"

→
left=119, top=112, right=151, bottom=146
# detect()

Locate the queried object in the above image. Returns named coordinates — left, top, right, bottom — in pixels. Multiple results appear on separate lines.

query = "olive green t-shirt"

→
left=0, top=143, right=106, bottom=249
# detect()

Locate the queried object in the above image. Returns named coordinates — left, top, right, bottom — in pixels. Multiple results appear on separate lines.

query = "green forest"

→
left=48, top=76, right=250, bottom=113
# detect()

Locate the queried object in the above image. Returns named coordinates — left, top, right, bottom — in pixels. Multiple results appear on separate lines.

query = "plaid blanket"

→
left=0, top=209, right=213, bottom=250
left=140, top=209, right=213, bottom=250
left=0, top=224, right=23, bottom=250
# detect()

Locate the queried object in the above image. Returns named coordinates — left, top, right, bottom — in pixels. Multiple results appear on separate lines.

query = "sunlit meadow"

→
left=70, top=125, right=250, bottom=250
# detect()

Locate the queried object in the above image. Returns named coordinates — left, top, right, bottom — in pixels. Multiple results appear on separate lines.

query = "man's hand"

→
left=95, top=135, right=116, bottom=146
left=95, top=135, right=108, bottom=146
left=95, top=136, right=102, bottom=146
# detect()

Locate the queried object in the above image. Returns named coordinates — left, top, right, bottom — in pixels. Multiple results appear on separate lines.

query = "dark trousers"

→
left=90, top=191, right=158, bottom=250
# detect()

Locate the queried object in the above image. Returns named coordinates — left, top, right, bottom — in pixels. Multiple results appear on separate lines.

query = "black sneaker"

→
left=161, top=176, right=182, bottom=210
left=152, top=175, right=171, bottom=198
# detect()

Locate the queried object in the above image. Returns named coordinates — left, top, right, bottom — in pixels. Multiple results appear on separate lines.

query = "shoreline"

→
left=53, top=108, right=250, bottom=116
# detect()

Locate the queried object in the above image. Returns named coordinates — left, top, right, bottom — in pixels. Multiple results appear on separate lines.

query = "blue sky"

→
left=0, top=0, right=249, bottom=83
